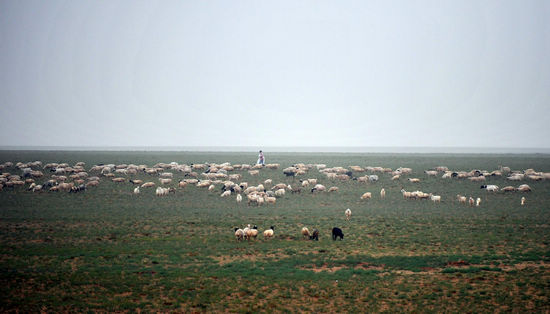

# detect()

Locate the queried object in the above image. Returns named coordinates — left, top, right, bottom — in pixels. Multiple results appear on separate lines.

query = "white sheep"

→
left=265, top=196, right=276, bottom=204
left=274, top=189, right=286, bottom=197
left=476, top=197, right=481, bottom=207
left=345, top=208, right=352, bottom=220
left=311, top=184, right=326, bottom=193
left=360, top=192, right=372, bottom=200
left=301, top=227, right=311, bottom=239
left=245, top=225, right=259, bottom=240
left=263, top=226, right=274, bottom=239
left=521, top=196, right=526, bottom=206
left=156, top=187, right=169, bottom=196
left=220, top=190, right=231, bottom=197
left=234, top=228, right=245, bottom=241
left=430, top=194, right=441, bottom=203
left=134, top=186, right=140, bottom=195
left=236, top=194, right=242, bottom=202
left=481, top=185, right=499, bottom=192
left=328, top=186, right=339, bottom=192
left=380, top=188, right=386, bottom=199
left=517, top=184, right=532, bottom=192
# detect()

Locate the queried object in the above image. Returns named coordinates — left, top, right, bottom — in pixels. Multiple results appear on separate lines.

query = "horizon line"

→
left=1, top=145, right=549, bottom=154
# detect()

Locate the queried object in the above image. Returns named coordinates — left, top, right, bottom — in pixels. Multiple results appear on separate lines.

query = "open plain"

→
left=0, top=150, right=549, bottom=312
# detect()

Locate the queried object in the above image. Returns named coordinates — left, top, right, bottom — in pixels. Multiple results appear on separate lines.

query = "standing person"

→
left=257, top=150, right=265, bottom=166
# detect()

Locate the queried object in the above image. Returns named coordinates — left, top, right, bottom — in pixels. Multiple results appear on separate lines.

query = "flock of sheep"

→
left=1, top=159, right=545, bottom=242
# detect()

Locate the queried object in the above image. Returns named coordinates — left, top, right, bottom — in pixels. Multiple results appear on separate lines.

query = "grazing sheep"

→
left=236, top=194, right=242, bottom=203
left=220, top=190, right=231, bottom=197
left=507, top=174, right=524, bottom=181
left=290, top=185, right=302, bottom=194
left=301, top=180, right=310, bottom=187
left=521, top=196, right=526, bottom=206
left=234, top=228, right=245, bottom=241
left=263, top=226, right=274, bottom=239
left=517, top=184, right=532, bottom=192
left=208, top=184, right=216, bottom=192
left=141, top=182, right=155, bottom=188
left=332, top=227, right=344, bottom=240
left=469, top=176, right=486, bottom=182
left=156, top=187, right=169, bottom=196
left=360, top=192, right=372, bottom=200
left=368, top=175, right=379, bottom=182
left=283, top=167, right=297, bottom=177
left=408, top=178, right=420, bottom=183
left=310, top=229, right=319, bottom=241
left=380, top=188, right=386, bottom=199
left=502, top=186, right=516, bottom=192
left=112, top=177, right=126, bottom=183
left=311, top=184, right=326, bottom=193
left=159, top=178, right=172, bottom=185
left=246, top=225, right=259, bottom=240
left=401, top=189, right=412, bottom=199
left=86, top=180, right=99, bottom=188
left=265, top=196, right=277, bottom=204
left=130, top=179, right=143, bottom=185
left=424, top=170, right=438, bottom=176
left=247, top=193, right=259, bottom=206
left=391, top=175, right=400, bottom=181
left=264, top=179, right=272, bottom=186
left=248, top=170, right=260, bottom=176
left=134, top=186, right=140, bottom=195
left=274, top=189, right=286, bottom=197
left=457, top=195, right=467, bottom=204
left=481, top=185, right=499, bottom=192
left=301, top=227, right=310, bottom=239
left=476, top=197, right=481, bottom=207
left=328, top=186, right=339, bottom=193
left=345, top=208, right=352, bottom=220
left=58, top=182, right=73, bottom=191
left=430, top=194, right=441, bottom=203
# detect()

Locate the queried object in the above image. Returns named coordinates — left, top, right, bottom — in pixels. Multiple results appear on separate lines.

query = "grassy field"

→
left=0, top=150, right=549, bottom=312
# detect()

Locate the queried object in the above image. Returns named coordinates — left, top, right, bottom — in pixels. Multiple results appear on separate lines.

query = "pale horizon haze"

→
left=1, top=1, right=549, bottom=150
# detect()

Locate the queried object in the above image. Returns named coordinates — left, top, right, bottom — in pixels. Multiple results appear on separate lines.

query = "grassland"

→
left=0, top=150, right=549, bottom=312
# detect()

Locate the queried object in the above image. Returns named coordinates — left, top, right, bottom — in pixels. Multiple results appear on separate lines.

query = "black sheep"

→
left=332, top=227, right=344, bottom=240
left=310, top=229, right=319, bottom=241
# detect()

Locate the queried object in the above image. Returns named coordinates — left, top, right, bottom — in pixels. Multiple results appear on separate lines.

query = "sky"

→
left=0, top=0, right=549, bottom=149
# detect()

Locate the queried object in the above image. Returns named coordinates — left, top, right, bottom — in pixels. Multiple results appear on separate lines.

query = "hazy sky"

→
left=1, top=0, right=549, bottom=148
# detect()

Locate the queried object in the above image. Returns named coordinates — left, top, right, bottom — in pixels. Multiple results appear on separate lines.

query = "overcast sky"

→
left=0, top=0, right=549, bottom=149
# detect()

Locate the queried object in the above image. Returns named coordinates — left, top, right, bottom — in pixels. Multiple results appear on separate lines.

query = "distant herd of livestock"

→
left=0, top=161, right=545, bottom=205
left=1, top=159, right=546, bottom=242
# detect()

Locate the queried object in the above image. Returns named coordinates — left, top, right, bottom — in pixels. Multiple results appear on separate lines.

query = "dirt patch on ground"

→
left=212, top=251, right=291, bottom=265
left=304, top=263, right=346, bottom=273
left=300, top=262, right=385, bottom=273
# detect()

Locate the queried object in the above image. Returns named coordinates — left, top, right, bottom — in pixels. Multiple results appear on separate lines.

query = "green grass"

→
left=0, top=150, right=549, bottom=312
